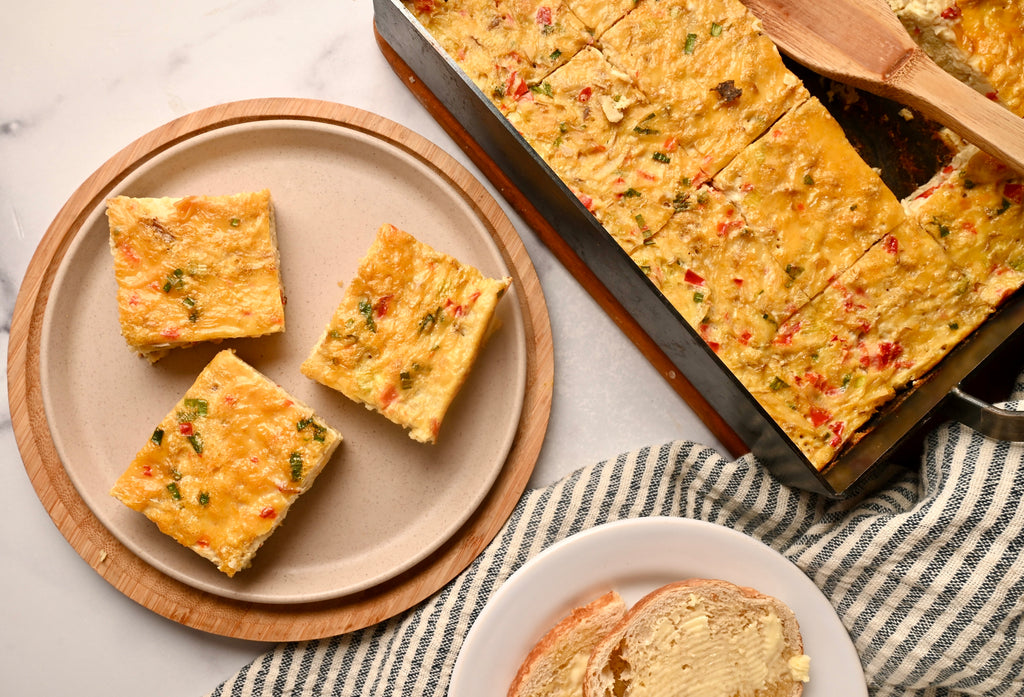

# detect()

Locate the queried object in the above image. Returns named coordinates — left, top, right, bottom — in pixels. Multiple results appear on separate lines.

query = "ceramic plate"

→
left=38, top=118, right=527, bottom=604
left=450, top=516, right=866, bottom=696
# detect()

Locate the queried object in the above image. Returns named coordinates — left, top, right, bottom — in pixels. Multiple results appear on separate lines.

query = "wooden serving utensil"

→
left=741, top=0, right=1024, bottom=176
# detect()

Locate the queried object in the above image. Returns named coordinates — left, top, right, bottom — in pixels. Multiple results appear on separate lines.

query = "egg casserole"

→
left=110, top=349, right=342, bottom=577
left=406, top=0, right=1024, bottom=470
left=301, top=224, right=511, bottom=444
left=106, top=189, right=285, bottom=362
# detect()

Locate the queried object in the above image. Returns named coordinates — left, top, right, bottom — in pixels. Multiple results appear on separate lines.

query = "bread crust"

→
left=507, top=590, right=627, bottom=697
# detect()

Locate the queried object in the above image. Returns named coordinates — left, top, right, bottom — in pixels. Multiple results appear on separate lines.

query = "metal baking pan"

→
left=372, top=0, right=1024, bottom=496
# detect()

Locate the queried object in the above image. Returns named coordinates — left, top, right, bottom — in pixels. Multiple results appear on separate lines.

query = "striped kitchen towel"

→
left=209, top=370, right=1024, bottom=697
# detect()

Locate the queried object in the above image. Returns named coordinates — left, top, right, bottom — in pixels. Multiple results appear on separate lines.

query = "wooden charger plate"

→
left=7, top=98, right=553, bottom=641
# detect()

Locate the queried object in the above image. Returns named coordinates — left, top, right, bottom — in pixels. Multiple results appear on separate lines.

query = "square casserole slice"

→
left=110, top=349, right=342, bottom=577
left=301, top=223, right=511, bottom=444
left=106, top=189, right=285, bottom=362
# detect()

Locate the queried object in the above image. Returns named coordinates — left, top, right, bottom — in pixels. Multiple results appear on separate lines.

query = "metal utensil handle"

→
left=948, top=387, right=1024, bottom=442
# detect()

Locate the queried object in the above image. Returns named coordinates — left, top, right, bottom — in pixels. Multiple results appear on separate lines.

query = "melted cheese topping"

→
left=955, top=1, right=1024, bottom=116
left=741, top=222, right=991, bottom=468
left=715, top=98, right=906, bottom=305
left=905, top=148, right=1024, bottom=307
left=508, top=46, right=703, bottom=252
left=301, top=224, right=510, bottom=444
left=633, top=185, right=809, bottom=358
left=563, top=0, right=635, bottom=37
left=110, top=350, right=342, bottom=577
left=403, top=0, right=592, bottom=114
left=106, top=189, right=284, bottom=361
left=600, top=0, right=807, bottom=176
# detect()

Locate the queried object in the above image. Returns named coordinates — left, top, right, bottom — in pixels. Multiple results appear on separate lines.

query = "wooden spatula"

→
left=741, top=0, right=1024, bottom=176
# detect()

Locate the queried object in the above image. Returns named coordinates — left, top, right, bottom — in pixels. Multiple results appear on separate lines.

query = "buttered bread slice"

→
left=583, top=579, right=810, bottom=697
left=110, top=349, right=342, bottom=577
left=508, top=591, right=627, bottom=697
left=106, top=189, right=285, bottom=362
left=301, top=224, right=510, bottom=444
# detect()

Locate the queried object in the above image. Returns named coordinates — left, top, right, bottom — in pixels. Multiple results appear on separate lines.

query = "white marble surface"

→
left=0, top=2, right=723, bottom=695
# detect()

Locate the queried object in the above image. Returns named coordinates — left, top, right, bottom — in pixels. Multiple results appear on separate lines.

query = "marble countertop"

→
left=0, top=2, right=723, bottom=695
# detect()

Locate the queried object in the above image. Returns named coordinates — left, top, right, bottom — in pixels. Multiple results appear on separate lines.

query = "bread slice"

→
left=508, top=591, right=627, bottom=697
left=106, top=189, right=285, bottom=362
left=583, top=579, right=810, bottom=697
left=110, top=349, right=342, bottom=577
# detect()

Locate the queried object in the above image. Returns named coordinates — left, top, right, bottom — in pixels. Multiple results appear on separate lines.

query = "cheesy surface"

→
left=715, top=98, right=906, bottom=305
left=630, top=184, right=807, bottom=355
left=741, top=223, right=990, bottom=468
left=507, top=46, right=701, bottom=252
left=563, top=0, right=635, bottom=37
left=403, top=0, right=592, bottom=114
left=301, top=224, right=511, bottom=444
left=599, top=0, right=807, bottom=176
left=110, top=349, right=342, bottom=577
left=106, top=189, right=284, bottom=362
left=905, top=148, right=1024, bottom=307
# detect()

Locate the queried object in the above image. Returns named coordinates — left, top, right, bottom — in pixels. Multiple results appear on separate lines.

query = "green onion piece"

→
left=184, top=398, right=208, bottom=416
left=938, top=223, right=951, bottom=237
left=151, top=428, right=164, bottom=445
left=622, top=187, right=642, bottom=198
left=652, top=151, right=671, bottom=163
left=785, top=264, right=804, bottom=280
left=550, top=48, right=562, bottom=61
left=803, top=174, right=815, bottom=186
left=198, top=492, right=210, bottom=506
left=187, top=433, right=204, bottom=454
left=693, top=291, right=705, bottom=303
left=949, top=322, right=960, bottom=330
left=229, top=218, right=240, bottom=227
left=710, top=22, right=723, bottom=36
left=358, top=299, right=377, bottom=332
left=289, top=452, right=303, bottom=482
left=769, top=376, right=788, bottom=391
left=418, top=310, right=439, bottom=333
left=167, top=482, right=182, bottom=500
left=400, top=371, right=413, bottom=389
left=684, top=33, right=698, bottom=54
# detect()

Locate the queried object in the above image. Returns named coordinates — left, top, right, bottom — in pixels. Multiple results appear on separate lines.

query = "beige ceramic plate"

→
left=38, top=117, right=527, bottom=604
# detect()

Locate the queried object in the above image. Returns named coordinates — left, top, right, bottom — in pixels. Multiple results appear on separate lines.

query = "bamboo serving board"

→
left=374, top=27, right=749, bottom=458
left=6, top=98, right=553, bottom=641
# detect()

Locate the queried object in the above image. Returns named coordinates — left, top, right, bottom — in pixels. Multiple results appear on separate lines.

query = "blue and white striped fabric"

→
left=209, top=370, right=1024, bottom=697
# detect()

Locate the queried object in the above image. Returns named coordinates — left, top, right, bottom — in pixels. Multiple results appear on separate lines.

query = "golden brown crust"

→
left=508, top=590, right=627, bottom=697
